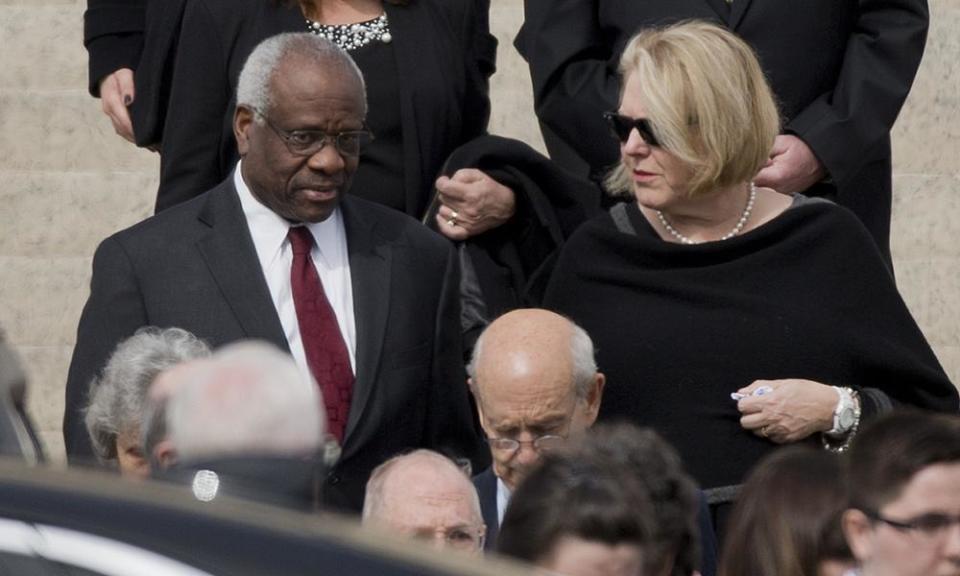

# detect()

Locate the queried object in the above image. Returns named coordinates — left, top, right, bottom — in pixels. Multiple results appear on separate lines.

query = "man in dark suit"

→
left=467, top=310, right=719, bottom=575
left=465, top=309, right=605, bottom=548
left=64, top=32, right=482, bottom=512
left=515, top=0, right=929, bottom=265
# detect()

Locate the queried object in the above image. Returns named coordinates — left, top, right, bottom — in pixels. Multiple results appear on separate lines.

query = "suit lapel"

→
left=727, top=0, right=754, bottom=30
left=702, top=0, right=732, bottom=21
left=339, top=198, right=392, bottom=449
left=195, top=181, right=289, bottom=352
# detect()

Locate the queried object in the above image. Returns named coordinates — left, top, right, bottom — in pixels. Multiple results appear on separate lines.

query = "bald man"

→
left=362, top=450, right=486, bottom=553
left=466, top=309, right=604, bottom=549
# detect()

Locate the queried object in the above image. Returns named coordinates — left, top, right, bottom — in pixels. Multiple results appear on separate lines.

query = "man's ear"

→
left=842, top=508, right=873, bottom=563
left=583, top=372, right=605, bottom=426
left=234, top=105, right=255, bottom=157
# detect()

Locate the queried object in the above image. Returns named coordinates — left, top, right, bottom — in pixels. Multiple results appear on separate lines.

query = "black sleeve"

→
left=64, top=236, right=149, bottom=461
left=156, top=0, right=231, bottom=212
left=515, top=0, right=619, bottom=172
left=786, top=0, right=928, bottom=186
left=459, top=0, right=498, bottom=141
left=84, top=0, right=147, bottom=96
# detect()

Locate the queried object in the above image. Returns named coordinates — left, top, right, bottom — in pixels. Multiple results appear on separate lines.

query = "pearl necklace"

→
left=656, top=182, right=756, bottom=245
left=306, top=13, right=392, bottom=51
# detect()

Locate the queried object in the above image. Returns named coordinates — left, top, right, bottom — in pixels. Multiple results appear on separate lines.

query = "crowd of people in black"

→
left=20, top=0, right=960, bottom=573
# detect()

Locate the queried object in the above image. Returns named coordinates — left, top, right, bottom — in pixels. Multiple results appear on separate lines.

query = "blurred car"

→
left=0, top=459, right=530, bottom=576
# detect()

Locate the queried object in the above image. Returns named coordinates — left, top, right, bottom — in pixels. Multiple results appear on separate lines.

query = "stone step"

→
left=0, top=5, right=86, bottom=91
left=0, top=89, right=158, bottom=172
left=0, top=255, right=91, bottom=348
left=0, top=169, right=157, bottom=258
left=891, top=174, right=960, bottom=260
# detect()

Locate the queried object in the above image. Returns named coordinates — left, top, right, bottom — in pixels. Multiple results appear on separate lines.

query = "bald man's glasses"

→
left=252, top=108, right=373, bottom=157
left=485, top=435, right=566, bottom=456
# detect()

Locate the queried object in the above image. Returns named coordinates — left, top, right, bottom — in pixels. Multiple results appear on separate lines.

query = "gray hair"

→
left=362, top=449, right=482, bottom=524
left=166, top=341, right=325, bottom=462
left=236, top=32, right=367, bottom=120
left=84, top=327, right=211, bottom=464
left=467, top=317, right=598, bottom=400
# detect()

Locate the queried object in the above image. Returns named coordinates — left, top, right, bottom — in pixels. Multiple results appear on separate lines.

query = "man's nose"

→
left=944, top=520, right=960, bottom=562
left=306, top=140, right=345, bottom=173
left=514, top=442, right=540, bottom=466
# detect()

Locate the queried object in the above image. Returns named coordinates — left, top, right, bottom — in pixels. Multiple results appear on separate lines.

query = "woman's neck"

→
left=301, top=0, right=384, bottom=25
left=643, top=182, right=754, bottom=244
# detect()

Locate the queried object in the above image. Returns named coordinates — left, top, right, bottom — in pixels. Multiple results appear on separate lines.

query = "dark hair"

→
left=847, top=410, right=960, bottom=512
left=497, top=453, right=653, bottom=563
left=719, top=446, right=852, bottom=576
left=569, top=423, right=701, bottom=576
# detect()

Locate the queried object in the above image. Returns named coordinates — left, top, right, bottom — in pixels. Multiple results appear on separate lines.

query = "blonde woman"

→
left=543, top=21, right=956, bottom=523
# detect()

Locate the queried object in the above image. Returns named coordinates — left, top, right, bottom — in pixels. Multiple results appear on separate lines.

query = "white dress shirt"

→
left=234, top=163, right=357, bottom=385
left=496, top=476, right=511, bottom=526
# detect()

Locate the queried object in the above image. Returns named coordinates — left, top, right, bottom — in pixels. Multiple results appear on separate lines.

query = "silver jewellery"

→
left=306, top=13, right=392, bottom=51
left=447, top=210, right=459, bottom=227
left=656, top=182, right=757, bottom=244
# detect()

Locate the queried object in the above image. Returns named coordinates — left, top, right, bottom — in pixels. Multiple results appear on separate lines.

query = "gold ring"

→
left=450, top=210, right=459, bottom=220
left=447, top=217, right=457, bottom=227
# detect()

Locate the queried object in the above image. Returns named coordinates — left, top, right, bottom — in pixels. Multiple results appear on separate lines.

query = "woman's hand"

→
left=435, top=169, right=516, bottom=241
left=736, top=379, right=837, bottom=443
left=98, top=68, right=136, bottom=143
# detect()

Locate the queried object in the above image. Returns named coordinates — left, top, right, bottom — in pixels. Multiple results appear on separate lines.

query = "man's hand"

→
left=736, top=378, right=837, bottom=444
left=754, top=135, right=825, bottom=195
left=98, top=68, right=136, bottom=143
left=434, top=169, right=516, bottom=241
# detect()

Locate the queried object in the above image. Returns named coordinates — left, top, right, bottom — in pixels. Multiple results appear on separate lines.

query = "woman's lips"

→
left=632, top=169, right=657, bottom=182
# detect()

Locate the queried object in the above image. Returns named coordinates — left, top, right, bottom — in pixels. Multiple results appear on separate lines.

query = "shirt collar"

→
left=234, top=161, right=344, bottom=265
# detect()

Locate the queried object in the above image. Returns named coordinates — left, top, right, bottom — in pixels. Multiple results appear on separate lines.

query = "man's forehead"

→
left=271, top=56, right=363, bottom=101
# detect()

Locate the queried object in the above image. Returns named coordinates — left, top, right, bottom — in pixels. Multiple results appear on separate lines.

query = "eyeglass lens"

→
left=604, top=112, right=661, bottom=147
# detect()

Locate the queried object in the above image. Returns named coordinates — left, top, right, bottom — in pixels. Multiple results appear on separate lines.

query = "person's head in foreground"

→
left=234, top=32, right=369, bottom=224
left=571, top=424, right=702, bottom=576
left=467, top=309, right=604, bottom=490
left=164, top=340, right=325, bottom=463
left=842, top=411, right=960, bottom=576
left=84, top=327, right=210, bottom=477
left=497, top=451, right=653, bottom=576
left=719, top=446, right=853, bottom=576
left=604, top=20, right=780, bottom=243
left=362, top=449, right=485, bottom=553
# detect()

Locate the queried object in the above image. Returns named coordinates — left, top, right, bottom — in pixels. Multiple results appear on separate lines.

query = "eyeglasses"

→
left=603, top=111, right=661, bottom=147
left=251, top=107, right=373, bottom=157
left=407, top=525, right=486, bottom=551
left=863, top=509, right=960, bottom=544
left=485, top=434, right=566, bottom=456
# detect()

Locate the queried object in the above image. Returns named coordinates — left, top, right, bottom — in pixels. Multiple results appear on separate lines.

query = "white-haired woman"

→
left=543, top=21, right=957, bottom=523
left=84, top=326, right=210, bottom=477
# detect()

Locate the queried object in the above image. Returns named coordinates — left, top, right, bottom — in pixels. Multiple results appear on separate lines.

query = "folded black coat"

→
left=426, top=135, right=605, bottom=347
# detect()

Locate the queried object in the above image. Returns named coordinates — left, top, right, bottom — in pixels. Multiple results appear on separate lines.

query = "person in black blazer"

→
left=157, top=0, right=502, bottom=223
left=64, top=33, right=483, bottom=512
left=515, top=0, right=929, bottom=265
left=83, top=0, right=187, bottom=146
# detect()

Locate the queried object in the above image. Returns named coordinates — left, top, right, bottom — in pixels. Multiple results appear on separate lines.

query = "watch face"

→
left=839, top=407, right=855, bottom=429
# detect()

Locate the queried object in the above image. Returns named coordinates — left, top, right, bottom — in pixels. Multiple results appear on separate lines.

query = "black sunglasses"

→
left=603, top=111, right=661, bottom=147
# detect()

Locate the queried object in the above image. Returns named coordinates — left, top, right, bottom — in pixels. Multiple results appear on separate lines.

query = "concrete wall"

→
left=0, top=0, right=956, bottom=462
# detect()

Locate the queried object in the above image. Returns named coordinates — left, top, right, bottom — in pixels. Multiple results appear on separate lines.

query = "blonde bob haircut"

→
left=606, top=20, right=780, bottom=198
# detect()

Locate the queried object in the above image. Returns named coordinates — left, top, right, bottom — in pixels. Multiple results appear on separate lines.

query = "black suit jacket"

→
left=472, top=467, right=499, bottom=551
left=156, top=0, right=496, bottom=216
left=64, top=177, right=483, bottom=511
left=516, top=0, right=929, bottom=264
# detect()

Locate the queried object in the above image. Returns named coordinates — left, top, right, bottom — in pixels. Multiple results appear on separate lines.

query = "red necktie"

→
left=288, top=226, right=354, bottom=444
